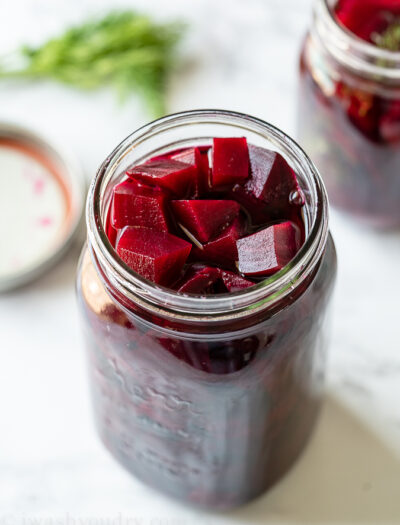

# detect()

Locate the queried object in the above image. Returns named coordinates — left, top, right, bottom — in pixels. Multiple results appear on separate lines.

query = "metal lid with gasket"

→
left=0, top=121, right=85, bottom=292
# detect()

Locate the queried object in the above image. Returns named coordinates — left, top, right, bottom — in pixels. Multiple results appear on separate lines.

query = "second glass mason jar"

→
left=298, top=0, right=400, bottom=227
left=77, top=110, right=337, bottom=509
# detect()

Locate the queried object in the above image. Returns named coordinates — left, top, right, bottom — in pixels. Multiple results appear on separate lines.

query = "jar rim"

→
left=314, top=0, right=400, bottom=81
left=86, top=110, right=329, bottom=322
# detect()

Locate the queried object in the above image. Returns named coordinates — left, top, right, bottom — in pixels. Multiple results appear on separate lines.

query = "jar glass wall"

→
left=298, top=0, right=400, bottom=227
left=76, top=110, right=337, bottom=509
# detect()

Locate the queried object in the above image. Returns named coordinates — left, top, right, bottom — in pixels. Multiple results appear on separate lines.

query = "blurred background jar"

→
left=298, top=0, right=400, bottom=227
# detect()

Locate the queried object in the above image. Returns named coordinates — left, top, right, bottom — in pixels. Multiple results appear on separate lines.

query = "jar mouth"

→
left=87, top=110, right=328, bottom=321
left=315, top=0, right=400, bottom=81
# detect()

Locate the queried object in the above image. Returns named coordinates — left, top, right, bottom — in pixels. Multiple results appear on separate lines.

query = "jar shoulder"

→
left=76, top=233, right=337, bottom=337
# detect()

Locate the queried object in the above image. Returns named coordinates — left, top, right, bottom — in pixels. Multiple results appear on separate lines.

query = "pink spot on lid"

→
left=23, top=166, right=46, bottom=195
left=38, top=216, right=53, bottom=227
left=33, top=178, right=45, bottom=195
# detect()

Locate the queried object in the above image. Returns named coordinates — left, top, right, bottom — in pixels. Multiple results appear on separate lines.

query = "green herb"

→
left=372, top=20, right=400, bottom=51
left=0, top=11, right=184, bottom=116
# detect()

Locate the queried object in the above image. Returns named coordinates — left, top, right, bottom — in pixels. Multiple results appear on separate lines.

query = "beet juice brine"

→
left=77, top=111, right=337, bottom=509
left=298, top=0, right=400, bottom=227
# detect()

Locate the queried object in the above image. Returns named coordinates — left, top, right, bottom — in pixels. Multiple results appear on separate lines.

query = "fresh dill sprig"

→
left=0, top=11, right=184, bottom=117
left=372, top=20, right=400, bottom=52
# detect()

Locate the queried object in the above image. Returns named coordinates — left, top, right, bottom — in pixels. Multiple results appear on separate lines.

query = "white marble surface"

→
left=1, top=0, right=400, bottom=523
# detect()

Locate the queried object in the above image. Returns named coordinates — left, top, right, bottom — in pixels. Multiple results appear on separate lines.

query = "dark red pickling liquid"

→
left=79, top=234, right=337, bottom=508
left=105, top=138, right=306, bottom=294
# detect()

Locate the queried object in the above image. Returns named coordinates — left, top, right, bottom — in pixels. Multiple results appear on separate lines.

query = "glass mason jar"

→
left=298, top=0, right=400, bottom=227
left=76, top=110, right=337, bottom=510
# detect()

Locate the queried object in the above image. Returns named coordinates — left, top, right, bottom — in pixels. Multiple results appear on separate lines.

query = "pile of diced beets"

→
left=106, top=138, right=305, bottom=294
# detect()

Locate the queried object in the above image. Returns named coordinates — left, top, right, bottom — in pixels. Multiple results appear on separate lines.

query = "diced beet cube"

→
left=231, top=145, right=303, bottom=223
left=344, top=91, right=380, bottom=140
left=106, top=222, right=118, bottom=248
left=212, top=138, right=249, bottom=187
left=105, top=205, right=118, bottom=247
left=177, top=265, right=221, bottom=294
left=110, top=179, right=170, bottom=232
left=248, top=145, right=301, bottom=206
left=126, top=159, right=197, bottom=197
left=197, top=148, right=211, bottom=195
left=171, top=147, right=210, bottom=197
left=171, top=200, right=240, bottom=244
left=335, top=2, right=376, bottom=40
left=237, top=221, right=299, bottom=277
left=176, top=265, right=254, bottom=294
left=192, top=217, right=244, bottom=269
left=335, top=0, right=400, bottom=44
left=357, top=12, right=392, bottom=43
left=219, top=270, right=254, bottom=292
left=116, top=227, right=191, bottom=286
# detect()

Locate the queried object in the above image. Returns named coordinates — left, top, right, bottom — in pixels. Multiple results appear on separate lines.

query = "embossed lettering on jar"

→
left=299, top=0, right=400, bottom=227
left=76, top=110, right=337, bottom=510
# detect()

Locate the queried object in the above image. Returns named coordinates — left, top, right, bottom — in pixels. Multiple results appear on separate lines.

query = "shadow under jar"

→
left=299, top=0, right=400, bottom=227
left=76, top=110, right=337, bottom=510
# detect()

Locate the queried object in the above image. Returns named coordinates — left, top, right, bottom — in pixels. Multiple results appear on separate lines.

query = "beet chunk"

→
left=220, top=270, right=254, bottom=292
left=335, top=0, right=400, bottom=44
left=111, top=179, right=170, bottom=232
left=237, top=222, right=299, bottom=277
left=171, top=147, right=210, bottom=196
left=335, top=1, right=380, bottom=41
left=335, top=82, right=381, bottom=141
left=172, top=199, right=240, bottom=244
left=177, top=266, right=254, bottom=294
left=193, top=217, right=244, bottom=269
left=177, top=265, right=221, bottom=294
left=116, top=227, right=191, bottom=286
left=105, top=205, right=118, bottom=248
left=127, top=159, right=197, bottom=197
left=212, top=138, right=249, bottom=187
left=231, top=145, right=303, bottom=223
